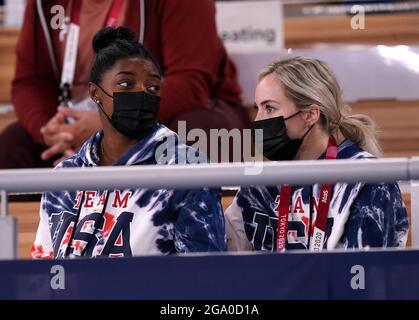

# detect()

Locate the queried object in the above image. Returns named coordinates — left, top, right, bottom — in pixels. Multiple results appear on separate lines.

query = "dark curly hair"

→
left=89, top=26, right=161, bottom=85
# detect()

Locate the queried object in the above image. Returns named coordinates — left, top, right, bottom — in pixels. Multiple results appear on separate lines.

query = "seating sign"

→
left=4, top=0, right=26, bottom=27
left=215, top=0, right=284, bottom=53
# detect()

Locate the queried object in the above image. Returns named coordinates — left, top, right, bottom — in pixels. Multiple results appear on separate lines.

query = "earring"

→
left=96, top=100, right=101, bottom=105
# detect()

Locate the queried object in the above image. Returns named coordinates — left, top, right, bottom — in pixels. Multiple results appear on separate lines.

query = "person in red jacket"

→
left=0, top=0, right=247, bottom=168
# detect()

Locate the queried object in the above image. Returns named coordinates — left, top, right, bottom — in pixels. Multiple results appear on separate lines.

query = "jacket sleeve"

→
left=341, top=183, right=409, bottom=248
left=31, top=193, right=54, bottom=259
left=12, top=0, right=60, bottom=145
left=156, top=0, right=228, bottom=123
left=225, top=196, right=254, bottom=251
left=174, top=187, right=226, bottom=252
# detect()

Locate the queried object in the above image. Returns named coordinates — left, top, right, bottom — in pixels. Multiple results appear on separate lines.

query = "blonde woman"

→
left=225, top=57, right=408, bottom=252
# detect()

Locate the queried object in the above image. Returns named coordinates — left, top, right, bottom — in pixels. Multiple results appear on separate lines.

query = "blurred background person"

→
left=0, top=0, right=247, bottom=169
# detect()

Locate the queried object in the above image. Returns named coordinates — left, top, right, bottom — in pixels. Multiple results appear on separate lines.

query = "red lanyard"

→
left=106, top=0, right=124, bottom=28
left=276, top=137, right=338, bottom=252
left=276, top=184, right=291, bottom=252
left=60, top=0, right=124, bottom=91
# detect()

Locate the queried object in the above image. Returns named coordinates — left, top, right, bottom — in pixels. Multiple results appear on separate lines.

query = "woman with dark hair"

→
left=31, top=27, right=226, bottom=258
left=1, top=0, right=246, bottom=169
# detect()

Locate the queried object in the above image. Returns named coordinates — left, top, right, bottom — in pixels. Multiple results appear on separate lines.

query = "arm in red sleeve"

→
left=156, top=0, right=224, bottom=124
left=12, top=0, right=60, bottom=145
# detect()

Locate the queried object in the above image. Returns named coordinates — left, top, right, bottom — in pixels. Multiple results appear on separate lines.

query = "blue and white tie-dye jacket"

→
left=32, top=124, right=226, bottom=258
left=225, top=140, right=409, bottom=251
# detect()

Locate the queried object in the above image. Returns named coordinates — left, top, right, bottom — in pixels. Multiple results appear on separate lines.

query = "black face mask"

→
left=250, top=111, right=312, bottom=161
left=95, top=85, right=160, bottom=139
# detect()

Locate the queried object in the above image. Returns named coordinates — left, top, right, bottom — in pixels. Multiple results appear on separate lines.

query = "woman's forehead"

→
left=107, top=57, right=160, bottom=78
left=255, top=74, right=288, bottom=103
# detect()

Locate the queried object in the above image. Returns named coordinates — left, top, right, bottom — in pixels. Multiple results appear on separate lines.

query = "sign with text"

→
left=215, top=0, right=284, bottom=53
left=5, top=0, right=26, bottom=27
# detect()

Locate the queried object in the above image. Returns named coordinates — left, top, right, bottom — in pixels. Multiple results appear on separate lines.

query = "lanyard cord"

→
left=60, top=0, right=124, bottom=90
left=307, top=187, right=313, bottom=249
left=276, top=136, right=338, bottom=253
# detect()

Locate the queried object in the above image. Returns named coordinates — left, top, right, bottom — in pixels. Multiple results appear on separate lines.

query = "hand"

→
left=40, top=110, right=70, bottom=147
left=40, top=106, right=102, bottom=162
left=42, top=146, right=76, bottom=166
left=56, top=106, right=102, bottom=147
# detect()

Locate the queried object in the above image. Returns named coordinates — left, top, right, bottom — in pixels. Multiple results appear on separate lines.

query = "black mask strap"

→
left=93, top=84, right=113, bottom=121
left=284, top=110, right=301, bottom=121
left=285, top=110, right=314, bottom=140
left=95, top=84, right=113, bottom=99
left=95, top=101, right=112, bottom=122
left=302, top=124, right=315, bottom=140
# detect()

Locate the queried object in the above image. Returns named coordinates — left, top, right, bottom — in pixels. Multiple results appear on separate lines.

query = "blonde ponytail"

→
left=338, top=105, right=382, bottom=157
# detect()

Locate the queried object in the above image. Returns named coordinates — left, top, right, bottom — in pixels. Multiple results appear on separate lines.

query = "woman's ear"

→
left=304, top=104, right=321, bottom=126
left=89, top=82, right=100, bottom=104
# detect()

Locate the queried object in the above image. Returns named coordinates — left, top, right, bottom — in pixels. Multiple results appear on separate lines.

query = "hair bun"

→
left=92, top=27, right=135, bottom=53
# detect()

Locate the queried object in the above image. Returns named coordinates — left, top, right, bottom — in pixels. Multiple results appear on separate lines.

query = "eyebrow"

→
left=115, top=71, right=161, bottom=80
left=258, top=99, right=280, bottom=106
left=116, top=71, right=136, bottom=76
left=149, top=73, right=162, bottom=80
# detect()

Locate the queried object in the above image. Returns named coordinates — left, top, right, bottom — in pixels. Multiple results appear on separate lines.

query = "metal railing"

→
left=0, top=157, right=418, bottom=192
left=0, top=157, right=418, bottom=258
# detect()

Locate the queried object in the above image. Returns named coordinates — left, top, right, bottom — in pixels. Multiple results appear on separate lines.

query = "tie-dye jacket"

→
left=225, top=140, right=409, bottom=251
left=32, top=124, right=226, bottom=258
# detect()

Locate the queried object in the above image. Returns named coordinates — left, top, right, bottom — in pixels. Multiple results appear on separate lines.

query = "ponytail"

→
left=338, top=105, right=382, bottom=157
